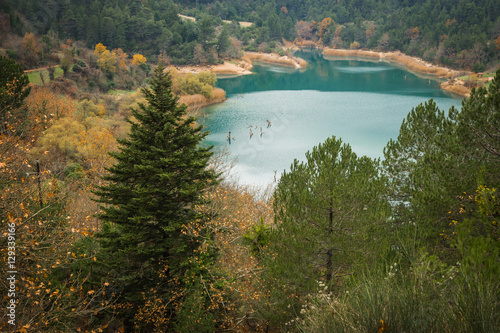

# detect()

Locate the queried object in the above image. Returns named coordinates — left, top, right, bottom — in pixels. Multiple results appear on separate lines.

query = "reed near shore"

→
left=322, top=48, right=472, bottom=97
left=242, top=52, right=307, bottom=69
left=179, top=87, right=226, bottom=114
left=323, top=48, right=460, bottom=78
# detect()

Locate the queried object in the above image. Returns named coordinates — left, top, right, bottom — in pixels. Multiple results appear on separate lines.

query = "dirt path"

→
left=178, top=14, right=252, bottom=27
left=24, top=65, right=60, bottom=73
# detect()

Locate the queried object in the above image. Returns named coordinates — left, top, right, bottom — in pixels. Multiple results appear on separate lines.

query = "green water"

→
left=201, top=51, right=462, bottom=186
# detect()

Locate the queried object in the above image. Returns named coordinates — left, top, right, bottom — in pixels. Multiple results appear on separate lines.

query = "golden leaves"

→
left=132, top=54, right=147, bottom=65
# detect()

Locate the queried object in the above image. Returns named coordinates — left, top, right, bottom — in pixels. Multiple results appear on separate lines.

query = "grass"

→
left=294, top=253, right=499, bottom=333
left=107, top=89, right=135, bottom=96
left=27, top=66, right=65, bottom=84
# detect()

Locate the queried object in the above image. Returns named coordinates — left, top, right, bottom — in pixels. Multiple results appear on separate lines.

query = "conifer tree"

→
left=93, top=64, right=218, bottom=330
left=0, top=56, right=31, bottom=135
left=265, top=136, right=390, bottom=322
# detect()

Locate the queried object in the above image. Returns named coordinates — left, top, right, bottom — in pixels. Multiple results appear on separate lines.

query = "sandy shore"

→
left=170, top=51, right=306, bottom=77
left=170, top=47, right=471, bottom=101
left=322, top=48, right=471, bottom=97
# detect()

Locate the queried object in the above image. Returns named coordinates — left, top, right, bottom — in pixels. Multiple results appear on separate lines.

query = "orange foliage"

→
left=22, top=32, right=40, bottom=54
left=113, top=48, right=129, bottom=70
left=200, top=154, right=275, bottom=330
left=132, top=54, right=147, bottom=65
left=318, top=17, right=333, bottom=38
left=406, top=26, right=420, bottom=40
left=26, top=85, right=75, bottom=120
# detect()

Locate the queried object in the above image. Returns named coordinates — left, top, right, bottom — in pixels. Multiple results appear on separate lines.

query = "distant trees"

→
left=3, top=0, right=499, bottom=68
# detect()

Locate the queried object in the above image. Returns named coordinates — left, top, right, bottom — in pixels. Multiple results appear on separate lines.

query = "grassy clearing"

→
left=457, top=71, right=495, bottom=89
left=107, top=89, right=135, bottom=96
left=27, top=66, right=65, bottom=84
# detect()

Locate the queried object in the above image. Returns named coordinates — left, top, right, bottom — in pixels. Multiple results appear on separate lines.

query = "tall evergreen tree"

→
left=93, top=64, right=219, bottom=330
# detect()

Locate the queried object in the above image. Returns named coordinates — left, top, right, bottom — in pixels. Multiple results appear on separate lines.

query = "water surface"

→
left=201, top=51, right=462, bottom=186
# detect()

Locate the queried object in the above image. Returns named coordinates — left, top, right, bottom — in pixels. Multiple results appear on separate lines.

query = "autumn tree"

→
left=94, top=43, right=116, bottom=75
left=295, top=20, right=313, bottom=41
left=1, top=55, right=114, bottom=332
left=20, top=32, right=41, bottom=68
left=93, top=65, right=222, bottom=331
left=318, top=17, right=333, bottom=39
left=131, top=54, right=147, bottom=65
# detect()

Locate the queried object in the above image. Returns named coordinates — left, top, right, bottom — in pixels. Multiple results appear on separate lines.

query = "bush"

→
left=174, top=71, right=217, bottom=98
left=6, top=49, right=18, bottom=59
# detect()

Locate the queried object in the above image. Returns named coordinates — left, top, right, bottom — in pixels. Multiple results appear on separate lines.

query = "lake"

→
left=201, top=51, right=462, bottom=186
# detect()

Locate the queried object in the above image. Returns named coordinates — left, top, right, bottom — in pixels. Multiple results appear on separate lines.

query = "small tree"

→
left=93, top=65, right=220, bottom=331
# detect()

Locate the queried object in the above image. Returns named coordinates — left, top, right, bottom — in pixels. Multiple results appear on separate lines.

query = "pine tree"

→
left=264, top=136, right=390, bottom=322
left=93, top=64, right=218, bottom=330
left=0, top=56, right=31, bottom=136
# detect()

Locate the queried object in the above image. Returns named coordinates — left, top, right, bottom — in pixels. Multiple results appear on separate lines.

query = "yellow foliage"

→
left=94, top=43, right=108, bottom=56
left=34, top=117, right=85, bottom=158
left=132, top=54, right=147, bottom=65
left=350, top=41, right=360, bottom=50
left=26, top=86, right=75, bottom=120
left=94, top=43, right=117, bottom=73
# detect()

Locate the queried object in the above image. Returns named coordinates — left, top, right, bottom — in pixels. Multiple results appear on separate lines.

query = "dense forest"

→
left=1, top=0, right=499, bottom=332
left=1, top=0, right=500, bottom=69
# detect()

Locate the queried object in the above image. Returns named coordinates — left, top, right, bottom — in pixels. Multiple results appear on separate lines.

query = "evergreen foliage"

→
left=265, top=136, right=390, bottom=323
left=93, top=64, right=219, bottom=330
left=0, top=56, right=31, bottom=135
left=5, top=0, right=499, bottom=68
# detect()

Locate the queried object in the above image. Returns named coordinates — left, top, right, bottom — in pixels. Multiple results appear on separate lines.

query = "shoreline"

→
left=169, top=52, right=308, bottom=110
left=170, top=51, right=307, bottom=77
left=322, top=48, right=471, bottom=97
left=172, top=47, right=472, bottom=110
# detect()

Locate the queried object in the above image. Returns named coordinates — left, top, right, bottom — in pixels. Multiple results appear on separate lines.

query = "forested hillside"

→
left=2, top=0, right=499, bottom=69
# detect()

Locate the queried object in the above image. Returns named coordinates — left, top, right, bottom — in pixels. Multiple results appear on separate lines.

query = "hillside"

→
left=1, top=0, right=499, bottom=70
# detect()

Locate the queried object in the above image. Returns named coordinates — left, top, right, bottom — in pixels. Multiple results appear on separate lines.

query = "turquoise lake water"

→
left=201, top=51, right=462, bottom=186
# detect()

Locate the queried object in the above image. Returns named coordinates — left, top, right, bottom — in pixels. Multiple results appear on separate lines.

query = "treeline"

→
left=3, top=0, right=499, bottom=70
left=184, top=0, right=500, bottom=70
left=1, top=0, right=244, bottom=65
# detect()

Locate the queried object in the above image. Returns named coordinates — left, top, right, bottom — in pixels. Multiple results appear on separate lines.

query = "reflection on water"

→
left=201, top=51, right=462, bottom=186
left=334, top=66, right=393, bottom=73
